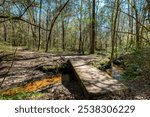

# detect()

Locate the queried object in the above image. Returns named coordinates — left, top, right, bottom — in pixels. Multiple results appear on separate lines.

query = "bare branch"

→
left=103, top=26, right=150, bottom=43
left=19, top=0, right=36, bottom=18
left=46, top=0, right=70, bottom=52
left=0, top=16, right=50, bottom=31
left=0, top=48, right=17, bottom=89
left=0, top=0, right=36, bottom=20
left=104, top=5, right=150, bottom=32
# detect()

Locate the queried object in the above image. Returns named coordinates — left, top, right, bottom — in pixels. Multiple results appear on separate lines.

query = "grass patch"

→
left=0, top=42, right=15, bottom=53
left=0, top=92, right=44, bottom=100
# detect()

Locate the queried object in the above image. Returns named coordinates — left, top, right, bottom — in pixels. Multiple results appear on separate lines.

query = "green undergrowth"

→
left=39, top=64, right=64, bottom=73
left=93, top=48, right=150, bottom=82
left=91, top=58, right=110, bottom=71
left=0, top=42, right=15, bottom=53
left=0, top=92, right=44, bottom=100
left=122, top=48, right=150, bottom=81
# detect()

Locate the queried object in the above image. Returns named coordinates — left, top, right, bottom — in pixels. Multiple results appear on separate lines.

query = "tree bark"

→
left=37, top=0, right=42, bottom=51
left=146, top=0, right=150, bottom=23
left=79, top=0, right=83, bottom=53
left=133, top=0, right=140, bottom=49
left=62, top=18, right=65, bottom=51
left=60, top=0, right=65, bottom=51
left=90, top=0, right=96, bottom=54
left=3, top=23, right=7, bottom=41
left=110, top=0, right=120, bottom=64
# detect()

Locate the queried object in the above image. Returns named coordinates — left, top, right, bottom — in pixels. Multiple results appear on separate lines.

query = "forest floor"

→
left=0, top=47, right=103, bottom=99
left=0, top=47, right=150, bottom=100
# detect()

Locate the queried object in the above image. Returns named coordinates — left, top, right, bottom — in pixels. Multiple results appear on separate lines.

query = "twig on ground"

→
left=0, top=48, right=17, bottom=89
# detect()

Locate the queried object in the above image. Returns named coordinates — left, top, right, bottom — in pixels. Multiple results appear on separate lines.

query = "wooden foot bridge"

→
left=69, top=59, right=127, bottom=98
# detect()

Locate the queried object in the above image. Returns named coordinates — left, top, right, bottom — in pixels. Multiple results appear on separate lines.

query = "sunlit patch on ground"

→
left=0, top=75, right=62, bottom=96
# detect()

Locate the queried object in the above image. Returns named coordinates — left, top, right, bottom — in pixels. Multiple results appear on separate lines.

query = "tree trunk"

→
left=133, top=0, right=140, bottom=49
left=37, top=0, right=42, bottom=51
left=110, top=0, right=120, bottom=64
left=60, top=0, right=65, bottom=51
left=79, top=20, right=82, bottom=53
left=62, top=18, right=65, bottom=51
left=90, top=0, right=96, bottom=54
left=130, top=0, right=134, bottom=47
left=146, top=0, right=150, bottom=23
left=79, top=0, right=83, bottom=53
left=3, top=23, right=7, bottom=41
left=135, top=15, right=140, bottom=49
left=45, top=0, right=70, bottom=52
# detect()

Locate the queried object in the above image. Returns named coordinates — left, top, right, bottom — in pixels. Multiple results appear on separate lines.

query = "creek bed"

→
left=35, top=65, right=86, bottom=100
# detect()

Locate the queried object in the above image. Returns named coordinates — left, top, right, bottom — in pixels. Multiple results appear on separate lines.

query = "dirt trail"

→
left=0, top=48, right=102, bottom=99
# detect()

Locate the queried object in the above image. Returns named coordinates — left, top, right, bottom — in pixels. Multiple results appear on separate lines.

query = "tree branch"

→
left=104, top=5, right=150, bottom=32
left=103, top=26, right=150, bottom=43
left=0, top=0, right=35, bottom=21
left=46, top=0, right=70, bottom=52
left=0, top=48, right=17, bottom=89
left=19, top=0, right=36, bottom=18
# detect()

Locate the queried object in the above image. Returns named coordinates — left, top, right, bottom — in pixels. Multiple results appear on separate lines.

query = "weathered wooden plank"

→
left=69, top=60, right=127, bottom=98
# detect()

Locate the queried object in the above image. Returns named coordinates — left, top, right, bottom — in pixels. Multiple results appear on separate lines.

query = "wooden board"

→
left=69, top=60, right=127, bottom=98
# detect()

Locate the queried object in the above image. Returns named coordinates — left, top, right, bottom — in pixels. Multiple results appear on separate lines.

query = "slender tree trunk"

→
left=146, top=0, right=150, bottom=23
left=46, top=8, right=50, bottom=48
left=110, top=0, right=120, bottom=64
left=135, top=14, right=140, bottom=49
left=11, top=23, right=16, bottom=46
left=3, top=23, right=7, bottom=41
left=133, top=0, right=140, bottom=49
left=79, top=20, right=82, bottom=53
left=126, top=0, right=130, bottom=50
left=28, top=8, right=37, bottom=49
left=62, top=18, right=65, bottom=51
left=115, top=11, right=120, bottom=58
left=79, top=0, right=83, bottom=53
left=38, top=0, right=42, bottom=51
left=90, top=0, right=96, bottom=54
left=130, top=1, right=134, bottom=47
left=88, top=0, right=92, bottom=53
left=45, top=0, right=70, bottom=52
left=31, top=24, right=36, bottom=48
left=60, top=0, right=65, bottom=51
left=140, top=7, right=147, bottom=48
